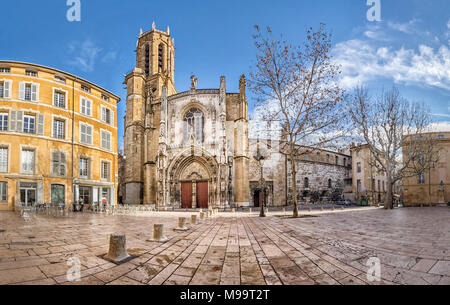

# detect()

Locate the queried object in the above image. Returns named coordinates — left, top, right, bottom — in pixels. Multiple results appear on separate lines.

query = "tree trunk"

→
left=290, top=153, right=299, bottom=218
left=384, top=176, right=393, bottom=210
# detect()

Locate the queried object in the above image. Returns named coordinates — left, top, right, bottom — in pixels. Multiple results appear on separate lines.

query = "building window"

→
left=326, top=154, right=330, bottom=163
left=437, top=135, right=444, bottom=140
left=101, top=106, right=112, bottom=125
left=383, top=181, right=385, bottom=192
left=372, top=179, right=375, bottom=190
left=0, top=182, right=7, bottom=201
left=53, top=119, right=65, bottom=139
left=55, top=75, right=66, bottom=83
left=304, top=177, right=309, bottom=188
left=26, top=70, right=37, bottom=77
left=81, top=85, right=91, bottom=93
left=183, top=108, right=204, bottom=143
left=0, top=113, right=8, bottom=131
left=328, top=179, right=332, bottom=188
left=305, top=153, right=309, bottom=161
left=317, top=152, right=321, bottom=162
left=23, top=115, right=35, bottom=134
left=101, top=130, right=111, bottom=150
left=0, top=81, right=11, bottom=98
left=53, top=90, right=66, bottom=108
left=357, top=162, right=361, bottom=173
left=19, top=83, right=39, bottom=102
left=79, top=186, right=91, bottom=204
left=101, top=94, right=109, bottom=102
left=145, top=44, right=150, bottom=76
left=51, top=151, right=66, bottom=176
left=101, top=161, right=110, bottom=181
left=80, top=123, right=92, bottom=145
left=335, top=156, right=339, bottom=165
left=0, top=68, right=11, bottom=73
left=21, top=149, right=35, bottom=174
left=343, top=158, right=347, bottom=167
left=158, top=44, right=164, bottom=71
left=357, top=180, right=362, bottom=192
left=0, top=147, right=8, bottom=172
left=79, top=158, right=89, bottom=178
left=378, top=180, right=381, bottom=192
left=418, top=172, right=425, bottom=185
left=80, top=97, right=92, bottom=116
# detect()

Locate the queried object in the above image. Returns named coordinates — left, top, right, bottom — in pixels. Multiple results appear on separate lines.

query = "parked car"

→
left=336, top=199, right=353, bottom=206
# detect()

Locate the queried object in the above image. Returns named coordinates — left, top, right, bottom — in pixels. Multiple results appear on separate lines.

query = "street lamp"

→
left=258, top=155, right=266, bottom=218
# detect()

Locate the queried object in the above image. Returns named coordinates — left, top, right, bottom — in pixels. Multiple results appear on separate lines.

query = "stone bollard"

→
left=209, top=210, right=213, bottom=217
left=231, top=208, right=235, bottom=213
left=331, top=206, right=335, bottom=211
left=265, top=208, right=269, bottom=214
left=199, top=208, right=203, bottom=213
left=153, top=224, right=169, bottom=242
left=199, top=212, right=205, bottom=220
left=341, top=206, right=345, bottom=210
left=191, top=215, right=198, bottom=225
left=308, top=208, right=312, bottom=212
left=282, top=208, right=286, bottom=214
left=104, top=234, right=130, bottom=264
left=174, top=217, right=189, bottom=231
left=320, top=207, right=324, bottom=211
left=249, top=208, right=252, bottom=213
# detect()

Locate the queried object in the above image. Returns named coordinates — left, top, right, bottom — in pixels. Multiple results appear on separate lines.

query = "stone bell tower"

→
left=123, top=23, right=177, bottom=205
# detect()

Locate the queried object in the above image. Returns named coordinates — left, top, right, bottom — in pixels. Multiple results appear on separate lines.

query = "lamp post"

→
left=258, top=155, right=266, bottom=218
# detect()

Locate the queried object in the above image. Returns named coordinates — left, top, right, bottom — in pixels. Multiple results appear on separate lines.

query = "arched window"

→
left=145, top=45, right=150, bottom=76
left=304, top=177, right=309, bottom=188
left=158, top=44, right=164, bottom=71
left=183, top=108, right=204, bottom=144
left=328, top=179, right=332, bottom=188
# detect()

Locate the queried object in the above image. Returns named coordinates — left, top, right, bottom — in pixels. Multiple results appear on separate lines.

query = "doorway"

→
left=20, top=188, right=36, bottom=206
left=51, top=184, right=65, bottom=205
left=196, top=181, right=209, bottom=209
left=181, top=182, right=192, bottom=208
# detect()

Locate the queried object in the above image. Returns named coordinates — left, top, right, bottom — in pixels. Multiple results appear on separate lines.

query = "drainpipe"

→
left=72, top=78, right=77, bottom=206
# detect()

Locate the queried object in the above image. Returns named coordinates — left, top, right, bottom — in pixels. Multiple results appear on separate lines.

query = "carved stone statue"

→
left=191, top=75, right=198, bottom=90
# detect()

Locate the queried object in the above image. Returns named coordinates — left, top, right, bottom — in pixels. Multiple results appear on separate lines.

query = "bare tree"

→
left=349, top=86, right=439, bottom=209
left=248, top=24, right=348, bottom=217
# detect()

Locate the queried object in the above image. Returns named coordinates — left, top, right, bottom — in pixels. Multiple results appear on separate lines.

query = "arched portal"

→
left=168, top=149, right=219, bottom=209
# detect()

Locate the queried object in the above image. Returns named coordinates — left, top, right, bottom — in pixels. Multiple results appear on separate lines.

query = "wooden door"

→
left=196, top=181, right=209, bottom=209
left=254, top=190, right=260, bottom=207
left=181, top=182, right=193, bottom=209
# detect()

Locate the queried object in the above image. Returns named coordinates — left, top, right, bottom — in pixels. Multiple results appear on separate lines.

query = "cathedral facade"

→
left=123, top=25, right=249, bottom=209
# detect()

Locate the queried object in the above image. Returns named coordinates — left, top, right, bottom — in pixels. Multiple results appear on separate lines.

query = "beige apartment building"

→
left=0, top=61, right=120, bottom=211
left=402, top=132, right=450, bottom=206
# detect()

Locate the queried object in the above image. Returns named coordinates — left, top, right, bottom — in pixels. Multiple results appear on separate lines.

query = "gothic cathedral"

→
left=123, top=24, right=250, bottom=209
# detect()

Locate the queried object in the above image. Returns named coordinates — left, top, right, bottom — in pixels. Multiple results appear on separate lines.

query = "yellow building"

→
left=402, top=132, right=450, bottom=206
left=0, top=61, right=120, bottom=211
left=351, top=144, right=388, bottom=205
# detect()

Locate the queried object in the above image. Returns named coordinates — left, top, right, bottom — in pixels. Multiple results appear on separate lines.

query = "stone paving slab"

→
left=0, top=207, right=449, bottom=285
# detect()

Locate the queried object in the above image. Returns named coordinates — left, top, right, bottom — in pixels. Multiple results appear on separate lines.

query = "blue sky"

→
left=1, top=0, right=449, bottom=148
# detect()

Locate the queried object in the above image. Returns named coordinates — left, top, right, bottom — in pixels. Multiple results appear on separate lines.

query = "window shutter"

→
left=9, top=110, right=16, bottom=132
left=37, top=182, right=43, bottom=204
left=110, top=109, right=114, bottom=126
left=60, top=152, right=66, bottom=176
left=19, top=82, right=25, bottom=100
left=87, top=125, right=92, bottom=143
left=51, top=151, right=59, bottom=175
left=37, top=114, right=44, bottom=135
left=87, top=100, right=92, bottom=116
left=87, top=159, right=91, bottom=179
left=4, top=81, right=11, bottom=98
left=31, top=84, right=38, bottom=101
left=16, top=111, right=23, bottom=132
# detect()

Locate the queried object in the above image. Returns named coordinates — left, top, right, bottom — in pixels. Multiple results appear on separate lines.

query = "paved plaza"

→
left=0, top=207, right=449, bottom=285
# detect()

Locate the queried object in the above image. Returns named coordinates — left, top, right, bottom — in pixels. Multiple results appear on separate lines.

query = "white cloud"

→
left=333, top=40, right=450, bottom=90
left=102, top=51, right=117, bottom=64
left=67, top=39, right=101, bottom=73
left=427, top=121, right=450, bottom=132
left=387, top=19, right=419, bottom=34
